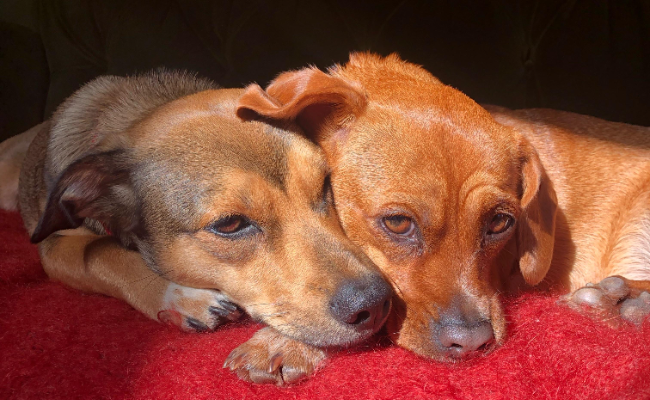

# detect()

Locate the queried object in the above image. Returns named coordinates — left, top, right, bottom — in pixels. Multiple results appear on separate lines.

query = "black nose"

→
left=329, top=274, right=392, bottom=332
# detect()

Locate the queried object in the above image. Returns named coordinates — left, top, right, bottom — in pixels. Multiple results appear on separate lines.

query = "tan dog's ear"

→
left=516, top=140, right=558, bottom=286
left=236, top=67, right=367, bottom=147
left=31, top=151, right=139, bottom=245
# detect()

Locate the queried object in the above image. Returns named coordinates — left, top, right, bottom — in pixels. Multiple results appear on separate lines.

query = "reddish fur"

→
left=238, top=52, right=650, bottom=361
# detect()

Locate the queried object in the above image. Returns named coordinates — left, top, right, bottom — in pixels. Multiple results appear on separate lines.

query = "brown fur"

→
left=237, top=53, right=650, bottom=361
left=5, top=70, right=392, bottom=384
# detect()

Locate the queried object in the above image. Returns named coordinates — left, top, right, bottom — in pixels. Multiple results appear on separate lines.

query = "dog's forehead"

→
left=352, top=104, right=516, bottom=177
left=338, top=99, right=520, bottom=219
left=134, top=89, right=307, bottom=186
left=131, top=94, right=327, bottom=230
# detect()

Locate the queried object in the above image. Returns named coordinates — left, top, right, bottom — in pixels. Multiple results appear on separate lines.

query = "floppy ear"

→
left=516, top=140, right=558, bottom=286
left=31, top=151, right=139, bottom=245
left=236, top=67, right=367, bottom=148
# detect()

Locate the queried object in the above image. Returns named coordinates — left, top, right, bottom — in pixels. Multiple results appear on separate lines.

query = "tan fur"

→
left=237, top=52, right=650, bottom=361
left=0, top=123, right=41, bottom=210
left=4, top=70, right=391, bottom=384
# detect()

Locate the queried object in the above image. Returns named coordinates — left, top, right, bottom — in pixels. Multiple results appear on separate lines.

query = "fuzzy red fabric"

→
left=1, top=209, right=649, bottom=399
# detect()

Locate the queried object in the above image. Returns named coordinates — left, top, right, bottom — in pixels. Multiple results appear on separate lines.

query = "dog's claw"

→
left=268, top=353, right=283, bottom=373
left=560, top=276, right=650, bottom=327
left=160, top=283, right=242, bottom=332
left=209, top=300, right=242, bottom=320
left=224, top=327, right=327, bottom=386
left=186, top=317, right=209, bottom=332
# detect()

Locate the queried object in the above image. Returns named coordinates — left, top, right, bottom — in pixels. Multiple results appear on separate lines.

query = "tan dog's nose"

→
left=329, top=275, right=392, bottom=332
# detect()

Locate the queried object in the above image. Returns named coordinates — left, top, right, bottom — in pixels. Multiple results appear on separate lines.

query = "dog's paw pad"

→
left=598, top=276, right=630, bottom=300
left=160, top=283, right=242, bottom=332
left=224, top=327, right=326, bottom=386
left=560, top=276, right=650, bottom=327
left=620, top=292, right=650, bottom=325
left=569, top=286, right=614, bottom=308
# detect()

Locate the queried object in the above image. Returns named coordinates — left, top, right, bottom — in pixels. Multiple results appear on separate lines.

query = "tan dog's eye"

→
left=487, top=213, right=514, bottom=235
left=383, top=215, right=415, bottom=235
left=209, top=215, right=258, bottom=238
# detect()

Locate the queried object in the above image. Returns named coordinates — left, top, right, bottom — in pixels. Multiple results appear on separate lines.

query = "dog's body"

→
left=487, top=106, right=650, bottom=288
left=237, top=53, right=650, bottom=362
left=4, top=70, right=392, bottom=384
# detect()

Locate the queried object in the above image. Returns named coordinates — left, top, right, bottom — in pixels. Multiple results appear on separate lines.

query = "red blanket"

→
left=1, top=209, right=648, bottom=399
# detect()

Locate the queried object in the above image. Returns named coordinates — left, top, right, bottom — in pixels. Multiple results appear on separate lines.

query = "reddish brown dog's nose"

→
left=433, top=296, right=495, bottom=359
left=329, top=275, right=392, bottom=332
left=436, top=320, right=495, bottom=358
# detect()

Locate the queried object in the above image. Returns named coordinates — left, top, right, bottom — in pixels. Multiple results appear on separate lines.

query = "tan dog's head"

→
left=31, top=87, right=392, bottom=348
left=237, top=53, right=557, bottom=361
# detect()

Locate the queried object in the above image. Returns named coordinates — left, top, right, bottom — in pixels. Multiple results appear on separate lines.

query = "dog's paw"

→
left=224, top=327, right=327, bottom=385
left=158, top=282, right=242, bottom=332
left=560, top=276, right=650, bottom=327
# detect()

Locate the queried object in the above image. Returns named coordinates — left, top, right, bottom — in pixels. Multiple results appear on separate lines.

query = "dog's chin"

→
left=267, top=315, right=389, bottom=349
left=391, top=332, right=471, bottom=363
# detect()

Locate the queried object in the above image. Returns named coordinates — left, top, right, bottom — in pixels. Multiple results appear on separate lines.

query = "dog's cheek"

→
left=489, top=295, right=507, bottom=344
left=389, top=305, right=441, bottom=359
left=493, top=239, right=524, bottom=292
left=151, top=233, right=260, bottom=289
left=194, top=231, right=259, bottom=264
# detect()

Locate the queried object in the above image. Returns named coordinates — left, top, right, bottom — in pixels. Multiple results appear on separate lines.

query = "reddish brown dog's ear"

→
left=237, top=67, right=367, bottom=144
left=516, top=140, right=558, bottom=286
left=31, top=151, right=138, bottom=244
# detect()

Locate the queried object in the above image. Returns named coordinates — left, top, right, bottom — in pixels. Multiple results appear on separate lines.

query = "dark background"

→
left=1, top=0, right=649, bottom=142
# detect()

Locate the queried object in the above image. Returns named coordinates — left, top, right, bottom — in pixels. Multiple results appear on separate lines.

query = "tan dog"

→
left=236, top=52, right=650, bottom=362
left=3, top=70, right=392, bottom=384
left=0, top=123, right=39, bottom=210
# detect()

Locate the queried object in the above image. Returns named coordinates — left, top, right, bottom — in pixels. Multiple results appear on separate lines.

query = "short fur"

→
left=237, top=53, right=650, bottom=361
left=5, top=70, right=392, bottom=384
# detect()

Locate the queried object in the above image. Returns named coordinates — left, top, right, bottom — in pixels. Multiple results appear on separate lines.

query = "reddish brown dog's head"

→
left=237, top=53, right=558, bottom=361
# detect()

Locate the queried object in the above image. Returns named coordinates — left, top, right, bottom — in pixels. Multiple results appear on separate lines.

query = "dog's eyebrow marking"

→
left=207, top=125, right=290, bottom=192
left=310, top=170, right=333, bottom=215
left=250, top=125, right=291, bottom=192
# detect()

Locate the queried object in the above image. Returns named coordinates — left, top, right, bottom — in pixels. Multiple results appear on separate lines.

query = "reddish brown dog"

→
left=237, top=53, right=650, bottom=362
left=1, top=70, right=392, bottom=384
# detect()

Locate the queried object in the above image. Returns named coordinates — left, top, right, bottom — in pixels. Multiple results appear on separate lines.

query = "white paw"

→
left=158, top=282, right=242, bottom=332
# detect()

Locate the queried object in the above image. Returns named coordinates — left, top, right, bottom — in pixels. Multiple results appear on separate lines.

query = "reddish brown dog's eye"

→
left=487, top=213, right=514, bottom=235
left=383, top=215, right=414, bottom=235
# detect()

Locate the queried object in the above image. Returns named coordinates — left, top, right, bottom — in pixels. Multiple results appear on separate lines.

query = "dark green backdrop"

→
left=1, top=0, right=649, bottom=141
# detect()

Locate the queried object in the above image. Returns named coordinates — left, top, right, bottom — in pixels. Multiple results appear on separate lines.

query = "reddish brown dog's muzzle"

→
left=431, top=296, right=495, bottom=359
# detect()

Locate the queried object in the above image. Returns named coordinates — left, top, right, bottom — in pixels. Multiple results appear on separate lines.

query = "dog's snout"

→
left=433, top=296, right=495, bottom=359
left=436, top=319, right=494, bottom=358
left=329, top=275, right=392, bottom=332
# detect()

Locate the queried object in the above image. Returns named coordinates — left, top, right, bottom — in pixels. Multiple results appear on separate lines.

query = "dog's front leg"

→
left=38, top=227, right=241, bottom=331
left=224, top=327, right=328, bottom=386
